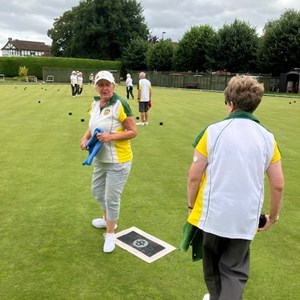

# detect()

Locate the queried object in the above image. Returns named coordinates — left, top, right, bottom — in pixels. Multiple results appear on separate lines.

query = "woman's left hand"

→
left=97, top=132, right=112, bottom=143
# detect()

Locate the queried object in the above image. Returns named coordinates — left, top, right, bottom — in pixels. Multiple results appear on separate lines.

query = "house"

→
left=1, top=37, right=51, bottom=57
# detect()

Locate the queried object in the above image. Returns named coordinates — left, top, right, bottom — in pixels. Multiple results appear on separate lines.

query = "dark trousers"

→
left=126, top=86, right=134, bottom=99
left=202, top=232, right=251, bottom=300
left=71, top=84, right=78, bottom=96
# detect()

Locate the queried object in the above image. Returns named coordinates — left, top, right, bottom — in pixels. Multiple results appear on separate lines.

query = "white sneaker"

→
left=144, top=122, right=149, bottom=125
left=92, top=218, right=118, bottom=230
left=136, top=122, right=144, bottom=126
left=203, top=294, right=210, bottom=300
left=103, top=233, right=116, bottom=253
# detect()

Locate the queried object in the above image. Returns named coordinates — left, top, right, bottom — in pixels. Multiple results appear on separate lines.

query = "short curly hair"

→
left=224, top=75, right=264, bottom=113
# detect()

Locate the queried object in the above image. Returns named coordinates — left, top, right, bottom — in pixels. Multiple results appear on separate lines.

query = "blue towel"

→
left=82, top=128, right=104, bottom=166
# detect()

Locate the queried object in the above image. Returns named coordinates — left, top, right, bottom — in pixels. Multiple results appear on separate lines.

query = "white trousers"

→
left=91, top=161, right=132, bottom=221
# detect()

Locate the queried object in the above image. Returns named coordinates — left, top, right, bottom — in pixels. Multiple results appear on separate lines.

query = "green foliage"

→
left=48, top=0, right=149, bottom=60
left=173, top=25, right=216, bottom=72
left=122, top=37, right=149, bottom=71
left=146, top=39, right=174, bottom=71
left=2, top=5, right=299, bottom=75
left=0, top=56, right=122, bottom=79
left=47, top=10, right=75, bottom=58
left=207, top=19, right=259, bottom=73
left=18, top=66, right=28, bottom=80
left=258, top=9, right=300, bottom=75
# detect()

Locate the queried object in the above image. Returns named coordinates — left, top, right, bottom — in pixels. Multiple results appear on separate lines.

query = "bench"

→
left=27, top=76, right=38, bottom=83
left=46, top=75, right=54, bottom=83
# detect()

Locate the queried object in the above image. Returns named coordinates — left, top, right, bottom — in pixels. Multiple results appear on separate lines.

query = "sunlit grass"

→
left=0, top=82, right=299, bottom=299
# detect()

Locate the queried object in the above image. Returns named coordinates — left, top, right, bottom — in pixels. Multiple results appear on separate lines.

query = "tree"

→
left=122, top=37, right=149, bottom=71
left=258, top=9, right=300, bottom=75
left=47, top=10, right=76, bottom=57
left=146, top=39, right=174, bottom=71
left=48, top=0, right=149, bottom=59
left=173, top=25, right=215, bottom=72
left=148, top=35, right=159, bottom=44
left=207, top=20, right=259, bottom=73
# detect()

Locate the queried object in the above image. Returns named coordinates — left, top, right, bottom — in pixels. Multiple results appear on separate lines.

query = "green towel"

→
left=179, top=222, right=203, bottom=262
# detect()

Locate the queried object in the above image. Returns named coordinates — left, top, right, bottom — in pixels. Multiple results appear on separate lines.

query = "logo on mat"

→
left=133, top=239, right=149, bottom=248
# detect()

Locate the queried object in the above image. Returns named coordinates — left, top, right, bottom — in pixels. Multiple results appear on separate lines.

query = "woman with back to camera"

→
left=182, top=75, right=284, bottom=300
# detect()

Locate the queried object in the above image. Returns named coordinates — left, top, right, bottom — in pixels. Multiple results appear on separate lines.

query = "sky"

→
left=1, top=0, right=300, bottom=52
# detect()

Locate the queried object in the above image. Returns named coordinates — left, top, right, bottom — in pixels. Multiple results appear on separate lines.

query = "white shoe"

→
left=203, top=294, right=210, bottom=300
left=92, top=218, right=118, bottom=230
left=144, top=122, right=149, bottom=125
left=103, top=233, right=116, bottom=253
left=136, top=122, right=144, bottom=126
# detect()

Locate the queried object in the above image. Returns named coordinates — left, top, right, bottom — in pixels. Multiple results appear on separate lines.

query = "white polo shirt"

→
left=70, top=74, right=77, bottom=86
left=188, top=111, right=281, bottom=240
left=88, top=93, right=134, bottom=163
left=138, top=78, right=151, bottom=102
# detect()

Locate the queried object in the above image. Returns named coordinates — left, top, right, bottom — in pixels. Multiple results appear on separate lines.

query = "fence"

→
left=42, top=67, right=279, bottom=92
left=128, top=71, right=279, bottom=92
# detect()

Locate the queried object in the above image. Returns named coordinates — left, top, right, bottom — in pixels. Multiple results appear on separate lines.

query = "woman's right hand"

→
left=80, top=138, right=88, bottom=150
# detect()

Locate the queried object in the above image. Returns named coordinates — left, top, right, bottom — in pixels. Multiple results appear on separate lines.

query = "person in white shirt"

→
left=70, top=71, right=78, bottom=97
left=186, top=75, right=284, bottom=300
left=80, top=71, right=137, bottom=253
left=125, top=73, right=134, bottom=100
left=89, top=73, right=94, bottom=85
left=77, top=72, right=83, bottom=96
left=136, top=72, right=152, bottom=125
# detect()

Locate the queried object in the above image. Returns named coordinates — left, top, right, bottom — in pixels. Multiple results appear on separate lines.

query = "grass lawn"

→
left=0, top=82, right=299, bottom=299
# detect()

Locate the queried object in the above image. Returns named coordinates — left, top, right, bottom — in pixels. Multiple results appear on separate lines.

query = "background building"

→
left=1, top=37, right=51, bottom=57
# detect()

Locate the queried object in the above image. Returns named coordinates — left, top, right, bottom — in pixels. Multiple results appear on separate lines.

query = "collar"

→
left=224, top=111, right=260, bottom=123
left=94, top=93, right=118, bottom=107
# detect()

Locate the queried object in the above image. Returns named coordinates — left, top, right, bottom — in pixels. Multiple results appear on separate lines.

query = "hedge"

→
left=0, top=56, right=122, bottom=79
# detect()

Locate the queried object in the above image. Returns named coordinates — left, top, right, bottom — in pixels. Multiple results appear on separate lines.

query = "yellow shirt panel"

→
left=195, top=129, right=208, bottom=157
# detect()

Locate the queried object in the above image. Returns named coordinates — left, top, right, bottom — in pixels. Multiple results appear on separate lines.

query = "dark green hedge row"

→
left=0, top=56, right=122, bottom=79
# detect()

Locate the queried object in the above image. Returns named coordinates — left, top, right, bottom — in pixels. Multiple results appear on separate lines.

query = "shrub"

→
left=18, top=66, right=28, bottom=81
